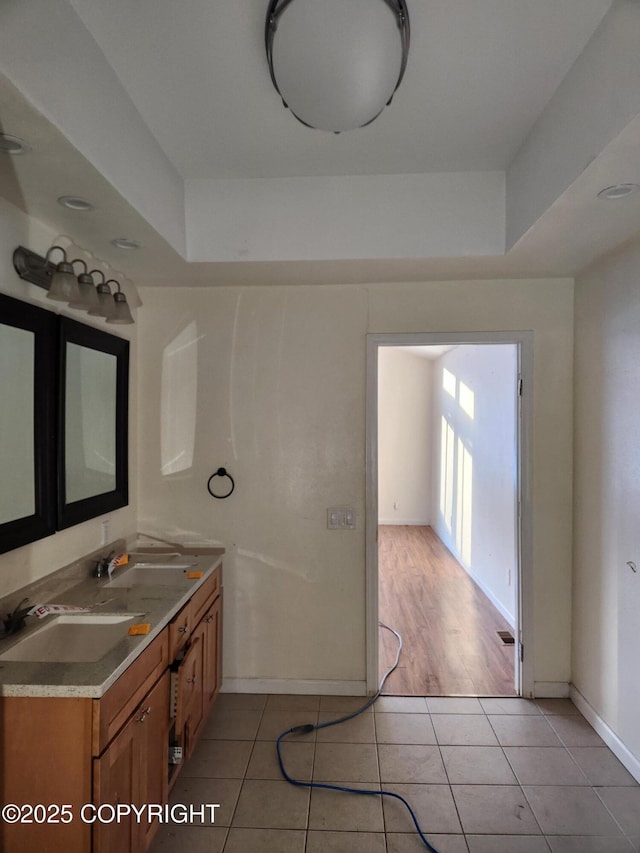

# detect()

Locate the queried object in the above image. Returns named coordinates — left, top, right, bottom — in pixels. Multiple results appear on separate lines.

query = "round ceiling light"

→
left=111, top=237, right=140, bottom=250
left=597, top=184, right=640, bottom=200
left=0, top=133, right=30, bottom=155
left=58, top=195, right=95, bottom=212
left=265, top=0, right=410, bottom=132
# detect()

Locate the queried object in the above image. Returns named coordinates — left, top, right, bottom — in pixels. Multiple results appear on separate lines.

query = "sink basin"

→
left=0, top=614, right=142, bottom=663
left=105, top=565, right=199, bottom=588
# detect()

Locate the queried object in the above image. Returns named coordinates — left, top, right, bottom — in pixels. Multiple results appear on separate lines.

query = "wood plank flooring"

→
left=378, top=525, right=517, bottom=697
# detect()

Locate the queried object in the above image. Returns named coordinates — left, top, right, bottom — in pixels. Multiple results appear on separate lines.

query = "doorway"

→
left=365, top=332, right=534, bottom=698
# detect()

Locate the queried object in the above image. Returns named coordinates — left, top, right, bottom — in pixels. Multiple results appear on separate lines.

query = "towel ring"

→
left=207, top=467, right=235, bottom=499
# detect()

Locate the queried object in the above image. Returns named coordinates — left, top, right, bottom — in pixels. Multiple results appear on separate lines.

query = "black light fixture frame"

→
left=264, top=0, right=411, bottom=130
left=12, top=245, right=57, bottom=290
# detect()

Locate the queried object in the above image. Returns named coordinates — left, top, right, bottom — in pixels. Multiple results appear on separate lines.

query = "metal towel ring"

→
left=207, top=467, right=235, bottom=499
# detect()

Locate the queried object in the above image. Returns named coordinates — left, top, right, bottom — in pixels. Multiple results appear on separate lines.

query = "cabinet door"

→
left=93, top=712, right=138, bottom=853
left=138, top=671, right=170, bottom=851
left=184, top=624, right=205, bottom=755
left=202, top=595, right=222, bottom=712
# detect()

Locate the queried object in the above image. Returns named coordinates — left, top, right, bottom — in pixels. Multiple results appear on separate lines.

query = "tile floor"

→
left=151, top=694, right=640, bottom=853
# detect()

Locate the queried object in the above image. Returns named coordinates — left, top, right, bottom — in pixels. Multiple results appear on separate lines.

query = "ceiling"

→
left=2, top=0, right=640, bottom=287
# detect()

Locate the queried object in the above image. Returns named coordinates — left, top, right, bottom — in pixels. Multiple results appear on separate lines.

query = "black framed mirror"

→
left=57, top=317, right=129, bottom=529
left=0, top=293, right=57, bottom=554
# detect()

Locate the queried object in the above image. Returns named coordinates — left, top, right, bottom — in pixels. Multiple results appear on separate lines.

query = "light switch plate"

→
left=327, top=507, right=356, bottom=529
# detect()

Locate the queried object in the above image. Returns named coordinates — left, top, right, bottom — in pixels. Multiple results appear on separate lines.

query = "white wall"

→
left=137, top=278, right=574, bottom=694
left=378, top=348, right=433, bottom=525
left=431, top=345, right=518, bottom=625
left=0, top=197, right=138, bottom=598
left=573, top=238, right=640, bottom=771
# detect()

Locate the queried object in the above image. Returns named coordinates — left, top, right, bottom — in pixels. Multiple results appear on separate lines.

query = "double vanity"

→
left=0, top=545, right=223, bottom=853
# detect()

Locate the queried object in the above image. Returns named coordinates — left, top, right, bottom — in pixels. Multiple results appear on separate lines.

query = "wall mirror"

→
left=0, top=294, right=56, bottom=554
left=57, top=317, right=129, bottom=529
left=0, top=294, right=129, bottom=553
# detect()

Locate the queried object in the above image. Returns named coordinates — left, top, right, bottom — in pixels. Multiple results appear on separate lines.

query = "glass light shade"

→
left=88, top=282, right=117, bottom=320
left=106, top=291, right=134, bottom=325
left=69, top=273, right=100, bottom=312
left=46, top=262, right=81, bottom=303
left=267, top=0, right=409, bottom=132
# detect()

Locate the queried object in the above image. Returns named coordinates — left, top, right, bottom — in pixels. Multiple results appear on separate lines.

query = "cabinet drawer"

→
left=190, top=566, right=221, bottom=626
left=93, top=629, right=169, bottom=755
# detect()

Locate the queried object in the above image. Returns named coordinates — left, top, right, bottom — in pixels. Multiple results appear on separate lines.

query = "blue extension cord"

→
left=276, top=622, right=441, bottom=853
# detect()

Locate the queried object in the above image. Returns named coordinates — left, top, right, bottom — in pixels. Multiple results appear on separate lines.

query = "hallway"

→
left=379, top=525, right=517, bottom=696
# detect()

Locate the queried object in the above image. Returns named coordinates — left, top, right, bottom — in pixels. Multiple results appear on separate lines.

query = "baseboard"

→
left=570, top=684, right=640, bottom=784
left=534, top=681, right=570, bottom=698
left=463, top=565, right=516, bottom=629
left=221, top=678, right=367, bottom=696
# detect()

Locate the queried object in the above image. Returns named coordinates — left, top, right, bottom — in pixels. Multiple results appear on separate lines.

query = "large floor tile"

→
left=426, top=697, right=483, bottom=715
left=256, top=709, right=318, bottom=740
left=305, top=830, right=386, bottom=852
left=568, top=747, right=639, bottom=786
left=504, top=747, right=589, bottom=785
left=546, top=715, right=605, bottom=747
left=308, top=781, right=384, bottom=831
left=246, top=739, right=314, bottom=781
left=319, top=695, right=373, bottom=713
left=200, top=706, right=263, bottom=740
left=375, top=711, right=437, bottom=744
left=378, top=743, right=447, bottom=784
left=452, top=784, right=540, bottom=834
left=314, top=742, right=380, bottom=783
left=441, top=745, right=517, bottom=785
left=432, top=714, right=499, bottom=746
left=381, top=783, right=461, bottom=834
left=488, top=715, right=563, bottom=747
left=169, top=777, right=241, bottom=827
left=316, top=711, right=376, bottom=743
left=214, top=693, right=268, bottom=711
left=375, top=696, right=429, bottom=713
left=535, top=699, right=579, bottom=716
left=480, top=697, right=541, bottom=715
left=223, top=827, right=305, bottom=853
left=596, top=786, right=640, bottom=836
left=149, top=824, right=227, bottom=853
left=466, top=835, right=551, bottom=852
left=231, top=779, right=309, bottom=829
left=523, top=785, right=623, bottom=836
left=264, top=694, right=321, bottom=711
left=546, top=836, right=635, bottom=852
left=386, top=832, right=469, bottom=852
left=181, top=739, right=253, bottom=779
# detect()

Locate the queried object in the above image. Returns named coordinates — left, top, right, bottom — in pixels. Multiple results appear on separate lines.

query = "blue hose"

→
left=276, top=622, right=441, bottom=853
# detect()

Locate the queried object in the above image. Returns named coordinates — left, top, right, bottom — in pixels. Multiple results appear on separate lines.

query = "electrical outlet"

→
left=507, top=568, right=512, bottom=587
left=101, top=518, right=111, bottom=546
left=327, top=507, right=356, bottom=530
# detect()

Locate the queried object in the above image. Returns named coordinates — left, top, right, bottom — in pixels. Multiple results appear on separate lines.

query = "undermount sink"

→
left=104, top=564, right=199, bottom=588
left=0, top=614, right=142, bottom=663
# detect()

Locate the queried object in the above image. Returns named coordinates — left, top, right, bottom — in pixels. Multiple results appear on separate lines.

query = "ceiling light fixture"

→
left=265, top=0, right=410, bottom=133
left=0, top=133, right=30, bottom=155
left=597, top=184, right=640, bottom=200
left=111, top=237, right=140, bottom=250
left=58, top=195, right=95, bottom=212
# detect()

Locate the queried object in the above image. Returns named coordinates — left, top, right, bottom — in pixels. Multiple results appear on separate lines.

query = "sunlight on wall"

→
left=455, top=437, right=473, bottom=565
left=443, top=367, right=456, bottom=397
left=161, top=321, right=199, bottom=476
left=440, top=416, right=456, bottom=534
left=459, top=380, right=475, bottom=420
left=439, top=374, right=474, bottom=561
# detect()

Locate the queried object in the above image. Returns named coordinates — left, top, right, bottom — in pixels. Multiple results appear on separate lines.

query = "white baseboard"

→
left=534, top=681, right=570, bottom=698
left=570, top=684, right=640, bottom=784
left=221, top=678, right=367, bottom=696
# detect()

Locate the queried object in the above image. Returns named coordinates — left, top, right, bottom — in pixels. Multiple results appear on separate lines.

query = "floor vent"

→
left=497, top=631, right=515, bottom=645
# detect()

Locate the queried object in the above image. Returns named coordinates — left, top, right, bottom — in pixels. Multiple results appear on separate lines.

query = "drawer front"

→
left=93, top=629, right=169, bottom=755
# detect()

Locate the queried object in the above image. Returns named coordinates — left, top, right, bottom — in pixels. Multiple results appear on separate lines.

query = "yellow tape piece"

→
left=187, top=571, right=204, bottom=579
left=128, top=623, right=151, bottom=636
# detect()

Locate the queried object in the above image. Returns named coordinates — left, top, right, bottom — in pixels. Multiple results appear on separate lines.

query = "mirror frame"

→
left=57, top=317, right=129, bottom=529
left=0, top=293, right=57, bottom=554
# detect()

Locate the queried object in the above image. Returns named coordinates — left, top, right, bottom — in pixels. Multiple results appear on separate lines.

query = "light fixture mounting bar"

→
left=13, top=246, right=55, bottom=290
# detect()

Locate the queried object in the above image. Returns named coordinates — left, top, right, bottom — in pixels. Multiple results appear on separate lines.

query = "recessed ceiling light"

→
left=597, top=183, right=640, bottom=200
left=0, top=133, right=30, bottom=155
left=111, top=237, right=140, bottom=250
left=58, top=195, right=95, bottom=212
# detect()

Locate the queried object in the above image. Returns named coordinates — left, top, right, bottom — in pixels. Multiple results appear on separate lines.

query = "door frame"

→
left=365, top=331, right=534, bottom=697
